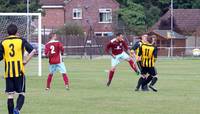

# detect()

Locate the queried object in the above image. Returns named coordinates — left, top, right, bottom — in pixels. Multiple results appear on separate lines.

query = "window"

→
left=99, top=9, right=112, bottom=23
left=95, top=33, right=102, bottom=37
left=103, top=33, right=108, bottom=36
left=94, top=32, right=113, bottom=37
left=73, top=8, right=82, bottom=19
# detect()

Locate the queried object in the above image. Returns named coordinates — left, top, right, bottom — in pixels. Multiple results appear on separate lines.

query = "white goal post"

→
left=0, top=13, right=42, bottom=76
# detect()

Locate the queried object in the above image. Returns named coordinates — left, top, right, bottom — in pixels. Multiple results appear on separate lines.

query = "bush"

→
left=56, top=22, right=84, bottom=36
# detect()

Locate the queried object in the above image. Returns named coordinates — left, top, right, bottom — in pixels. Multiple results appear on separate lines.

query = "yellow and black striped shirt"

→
left=131, top=40, right=146, bottom=60
left=138, top=43, right=157, bottom=67
left=0, top=35, right=34, bottom=78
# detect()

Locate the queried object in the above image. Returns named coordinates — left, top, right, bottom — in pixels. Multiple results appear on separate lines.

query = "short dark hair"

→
left=147, top=36, right=153, bottom=44
left=49, top=32, right=56, bottom=38
left=116, top=32, right=123, bottom=37
left=7, top=24, right=18, bottom=35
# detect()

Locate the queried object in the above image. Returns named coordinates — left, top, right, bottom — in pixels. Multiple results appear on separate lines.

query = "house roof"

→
left=151, top=30, right=186, bottom=39
left=151, top=9, right=200, bottom=33
left=40, top=0, right=65, bottom=5
left=111, top=0, right=120, bottom=5
left=40, top=0, right=119, bottom=6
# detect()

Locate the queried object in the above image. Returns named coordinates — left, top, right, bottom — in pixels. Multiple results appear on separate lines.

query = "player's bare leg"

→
left=62, top=73, right=70, bottom=90
left=46, top=73, right=53, bottom=90
left=107, top=67, right=116, bottom=87
left=126, top=58, right=139, bottom=75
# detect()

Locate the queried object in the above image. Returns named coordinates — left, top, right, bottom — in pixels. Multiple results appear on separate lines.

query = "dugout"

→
left=149, top=30, right=187, bottom=56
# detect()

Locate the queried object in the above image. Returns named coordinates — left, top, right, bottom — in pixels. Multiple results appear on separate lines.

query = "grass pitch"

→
left=0, top=58, right=200, bottom=114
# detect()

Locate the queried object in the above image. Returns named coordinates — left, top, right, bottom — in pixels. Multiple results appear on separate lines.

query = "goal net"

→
left=0, top=13, right=42, bottom=76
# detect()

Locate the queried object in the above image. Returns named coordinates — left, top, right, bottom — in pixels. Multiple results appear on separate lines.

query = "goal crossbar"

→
left=0, top=13, right=42, bottom=76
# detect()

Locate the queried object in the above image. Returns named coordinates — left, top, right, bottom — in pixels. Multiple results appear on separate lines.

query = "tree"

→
left=192, top=0, right=200, bottom=8
left=56, top=22, right=84, bottom=36
left=116, top=0, right=200, bottom=34
left=0, top=0, right=40, bottom=12
left=116, top=0, right=161, bottom=33
left=117, top=2, right=146, bottom=35
left=145, top=5, right=161, bottom=28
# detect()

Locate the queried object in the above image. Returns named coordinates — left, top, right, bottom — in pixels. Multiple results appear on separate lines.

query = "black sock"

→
left=142, top=75, right=153, bottom=89
left=16, top=94, right=25, bottom=111
left=141, top=79, right=146, bottom=89
left=7, top=99, right=14, bottom=114
left=136, top=77, right=144, bottom=89
left=150, top=77, right=158, bottom=86
left=145, top=75, right=153, bottom=85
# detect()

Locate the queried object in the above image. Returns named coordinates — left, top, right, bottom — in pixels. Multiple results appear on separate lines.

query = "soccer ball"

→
left=192, top=48, right=200, bottom=56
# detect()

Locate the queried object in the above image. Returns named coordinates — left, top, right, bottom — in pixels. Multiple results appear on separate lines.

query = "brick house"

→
left=40, top=0, right=119, bottom=36
left=40, top=0, right=65, bottom=29
left=150, top=9, right=200, bottom=56
left=151, top=9, right=200, bottom=47
left=151, top=9, right=200, bottom=35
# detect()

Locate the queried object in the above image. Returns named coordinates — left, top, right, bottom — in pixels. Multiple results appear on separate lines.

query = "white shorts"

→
left=111, top=52, right=130, bottom=67
left=49, top=62, right=67, bottom=74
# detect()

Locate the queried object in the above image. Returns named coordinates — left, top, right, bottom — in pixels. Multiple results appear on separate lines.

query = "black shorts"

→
left=5, top=76, right=26, bottom=93
left=141, top=67, right=157, bottom=76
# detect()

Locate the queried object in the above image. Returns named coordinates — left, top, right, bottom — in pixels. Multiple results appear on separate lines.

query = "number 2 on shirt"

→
left=50, top=45, right=56, bottom=54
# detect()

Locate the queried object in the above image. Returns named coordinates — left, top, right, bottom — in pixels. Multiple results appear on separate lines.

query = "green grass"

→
left=0, top=58, right=200, bottom=114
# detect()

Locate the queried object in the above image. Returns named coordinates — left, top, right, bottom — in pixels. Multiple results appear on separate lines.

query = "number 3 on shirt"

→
left=9, top=44, right=15, bottom=57
left=50, top=45, right=56, bottom=54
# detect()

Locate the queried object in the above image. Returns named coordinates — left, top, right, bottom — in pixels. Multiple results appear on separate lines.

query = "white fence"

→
left=158, top=47, right=200, bottom=57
